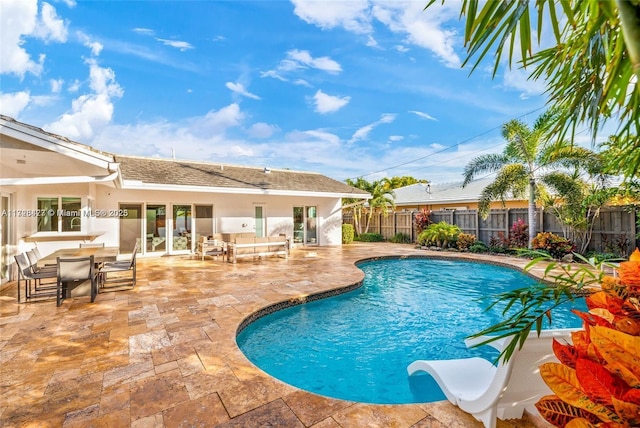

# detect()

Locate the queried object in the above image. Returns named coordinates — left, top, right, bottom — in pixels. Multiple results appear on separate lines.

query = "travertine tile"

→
left=0, top=244, right=553, bottom=427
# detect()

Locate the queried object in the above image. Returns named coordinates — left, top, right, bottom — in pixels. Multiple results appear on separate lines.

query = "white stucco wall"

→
left=6, top=182, right=345, bottom=260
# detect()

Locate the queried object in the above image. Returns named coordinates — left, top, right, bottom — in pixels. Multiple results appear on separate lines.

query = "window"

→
left=37, top=197, right=82, bottom=232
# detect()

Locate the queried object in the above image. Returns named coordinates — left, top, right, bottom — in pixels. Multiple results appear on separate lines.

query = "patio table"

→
left=39, top=246, right=119, bottom=266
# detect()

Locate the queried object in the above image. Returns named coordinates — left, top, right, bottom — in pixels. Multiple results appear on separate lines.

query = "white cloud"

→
left=155, top=38, right=194, bottom=51
left=225, top=82, right=261, bottom=100
left=77, top=31, right=103, bottom=56
left=262, top=49, right=342, bottom=81
left=45, top=59, right=123, bottom=140
left=67, top=79, right=81, bottom=93
left=60, top=0, right=76, bottom=7
left=247, top=122, right=278, bottom=139
left=293, top=79, right=312, bottom=87
left=132, top=27, right=155, bottom=36
left=409, top=110, right=437, bottom=121
left=502, top=68, right=546, bottom=98
left=0, top=91, right=31, bottom=117
left=389, top=135, right=404, bottom=142
left=189, top=103, right=245, bottom=137
left=312, top=90, right=350, bottom=114
left=291, top=0, right=372, bottom=34
left=0, top=0, right=41, bottom=77
left=50, top=78, right=64, bottom=93
left=0, top=0, right=68, bottom=77
left=291, top=0, right=461, bottom=68
left=349, top=113, right=397, bottom=143
left=372, top=2, right=460, bottom=68
left=287, top=49, right=342, bottom=73
left=33, top=2, right=68, bottom=43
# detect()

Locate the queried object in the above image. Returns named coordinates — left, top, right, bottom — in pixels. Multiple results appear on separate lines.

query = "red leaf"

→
left=554, top=338, right=579, bottom=369
left=572, top=309, right=613, bottom=328
left=576, top=358, right=630, bottom=407
left=622, top=388, right=640, bottom=406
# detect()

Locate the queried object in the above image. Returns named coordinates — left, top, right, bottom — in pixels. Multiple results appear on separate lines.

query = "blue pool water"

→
left=236, top=258, right=585, bottom=404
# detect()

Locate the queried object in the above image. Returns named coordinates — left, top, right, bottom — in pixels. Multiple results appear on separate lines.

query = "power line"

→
left=348, top=105, right=547, bottom=180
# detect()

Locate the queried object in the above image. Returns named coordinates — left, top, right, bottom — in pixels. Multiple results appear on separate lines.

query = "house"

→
left=0, top=115, right=369, bottom=283
left=392, top=178, right=529, bottom=212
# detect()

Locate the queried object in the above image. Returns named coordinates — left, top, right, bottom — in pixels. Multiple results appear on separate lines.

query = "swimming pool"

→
left=236, top=257, right=585, bottom=404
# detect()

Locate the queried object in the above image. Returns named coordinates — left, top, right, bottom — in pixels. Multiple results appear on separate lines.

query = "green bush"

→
left=531, top=232, right=575, bottom=259
left=456, top=232, right=476, bottom=250
left=355, top=233, right=384, bottom=242
left=469, top=241, right=489, bottom=253
left=389, top=233, right=411, bottom=243
left=417, top=221, right=461, bottom=248
left=342, top=224, right=355, bottom=244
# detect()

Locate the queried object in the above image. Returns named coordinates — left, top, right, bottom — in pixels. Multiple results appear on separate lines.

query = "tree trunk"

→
left=528, top=178, right=537, bottom=248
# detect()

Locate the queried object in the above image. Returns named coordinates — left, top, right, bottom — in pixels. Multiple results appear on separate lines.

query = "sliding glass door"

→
left=146, top=205, right=166, bottom=253
left=119, top=203, right=142, bottom=254
left=293, top=206, right=317, bottom=245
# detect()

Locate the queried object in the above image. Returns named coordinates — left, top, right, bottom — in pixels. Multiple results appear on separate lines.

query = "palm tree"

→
left=425, top=0, right=640, bottom=179
left=463, top=110, right=597, bottom=247
left=344, top=178, right=396, bottom=235
left=364, top=180, right=396, bottom=234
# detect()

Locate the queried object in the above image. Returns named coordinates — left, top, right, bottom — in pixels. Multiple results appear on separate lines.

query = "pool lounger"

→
left=407, top=328, right=577, bottom=428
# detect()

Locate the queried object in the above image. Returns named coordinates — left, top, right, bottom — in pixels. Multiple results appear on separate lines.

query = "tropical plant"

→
left=413, top=208, right=432, bottom=233
left=389, top=232, right=411, bottom=244
left=531, top=232, right=576, bottom=260
left=463, top=109, right=598, bottom=248
left=469, top=241, right=489, bottom=253
left=534, top=249, right=640, bottom=427
left=354, top=233, right=384, bottom=242
left=425, top=0, right=640, bottom=180
left=344, top=178, right=396, bottom=235
left=382, top=176, right=428, bottom=191
left=342, top=224, right=355, bottom=244
left=456, top=232, right=476, bottom=251
left=418, top=221, right=461, bottom=248
left=509, top=219, right=529, bottom=249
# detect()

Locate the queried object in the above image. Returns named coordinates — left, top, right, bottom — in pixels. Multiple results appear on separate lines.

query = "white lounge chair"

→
left=407, top=328, right=576, bottom=428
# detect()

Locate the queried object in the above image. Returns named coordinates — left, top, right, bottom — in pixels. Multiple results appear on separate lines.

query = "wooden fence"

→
left=343, top=206, right=639, bottom=256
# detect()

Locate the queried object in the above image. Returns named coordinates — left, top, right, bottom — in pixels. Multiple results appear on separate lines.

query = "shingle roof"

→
left=393, top=177, right=523, bottom=205
left=116, top=155, right=369, bottom=196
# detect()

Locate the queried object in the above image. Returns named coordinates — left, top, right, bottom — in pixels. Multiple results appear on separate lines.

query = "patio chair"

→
left=56, top=255, right=98, bottom=306
left=407, top=328, right=576, bottom=428
left=25, top=250, right=57, bottom=274
left=99, top=243, right=137, bottom=290
left=79, top=242, right=105, bottom=248
left=14, top=253, right=57, bottom=302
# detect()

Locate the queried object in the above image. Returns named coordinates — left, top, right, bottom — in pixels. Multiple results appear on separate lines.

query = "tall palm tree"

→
left=463, top=110, right=596, bottom=247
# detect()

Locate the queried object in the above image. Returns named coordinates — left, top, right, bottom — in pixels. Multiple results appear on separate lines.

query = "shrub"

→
left=488, top=232, right=510, bottom=253
left=469, top=241, right=489, bottom=253
left=355, top=233, right=384, bottom=242
left=531, top=232, right=575, bottom=259
left=413, top=208, right=432, bottom=233
left=456, top=233, right=477, bottom=250
left=417, top=221, right=461, bottom=248
left=535, top=249, right=640, bottom=426
left=509, top=218, right=529, bottom=248
left=389, top=233, right=411, bottom=244
left=342, top=224, right=354, bottom=244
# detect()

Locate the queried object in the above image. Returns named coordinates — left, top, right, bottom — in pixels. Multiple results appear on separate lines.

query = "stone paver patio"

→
left=0, top=243, right=553, bottom=427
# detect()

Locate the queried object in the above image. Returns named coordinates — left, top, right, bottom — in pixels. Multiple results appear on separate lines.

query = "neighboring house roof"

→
left=393, top=177, right=524, bottom=206
left=117, top=155, right=369, bottom=197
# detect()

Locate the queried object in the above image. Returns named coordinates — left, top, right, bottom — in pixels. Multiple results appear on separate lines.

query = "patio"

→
left=0, top=243, right=551, bottom=427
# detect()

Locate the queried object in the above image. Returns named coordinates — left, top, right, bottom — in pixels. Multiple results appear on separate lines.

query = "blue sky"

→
left=1, top=0, right=558, bottom=183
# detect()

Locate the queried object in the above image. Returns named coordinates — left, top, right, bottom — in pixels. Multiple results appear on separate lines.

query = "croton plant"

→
left=535, top=248, right=640, bottom=427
